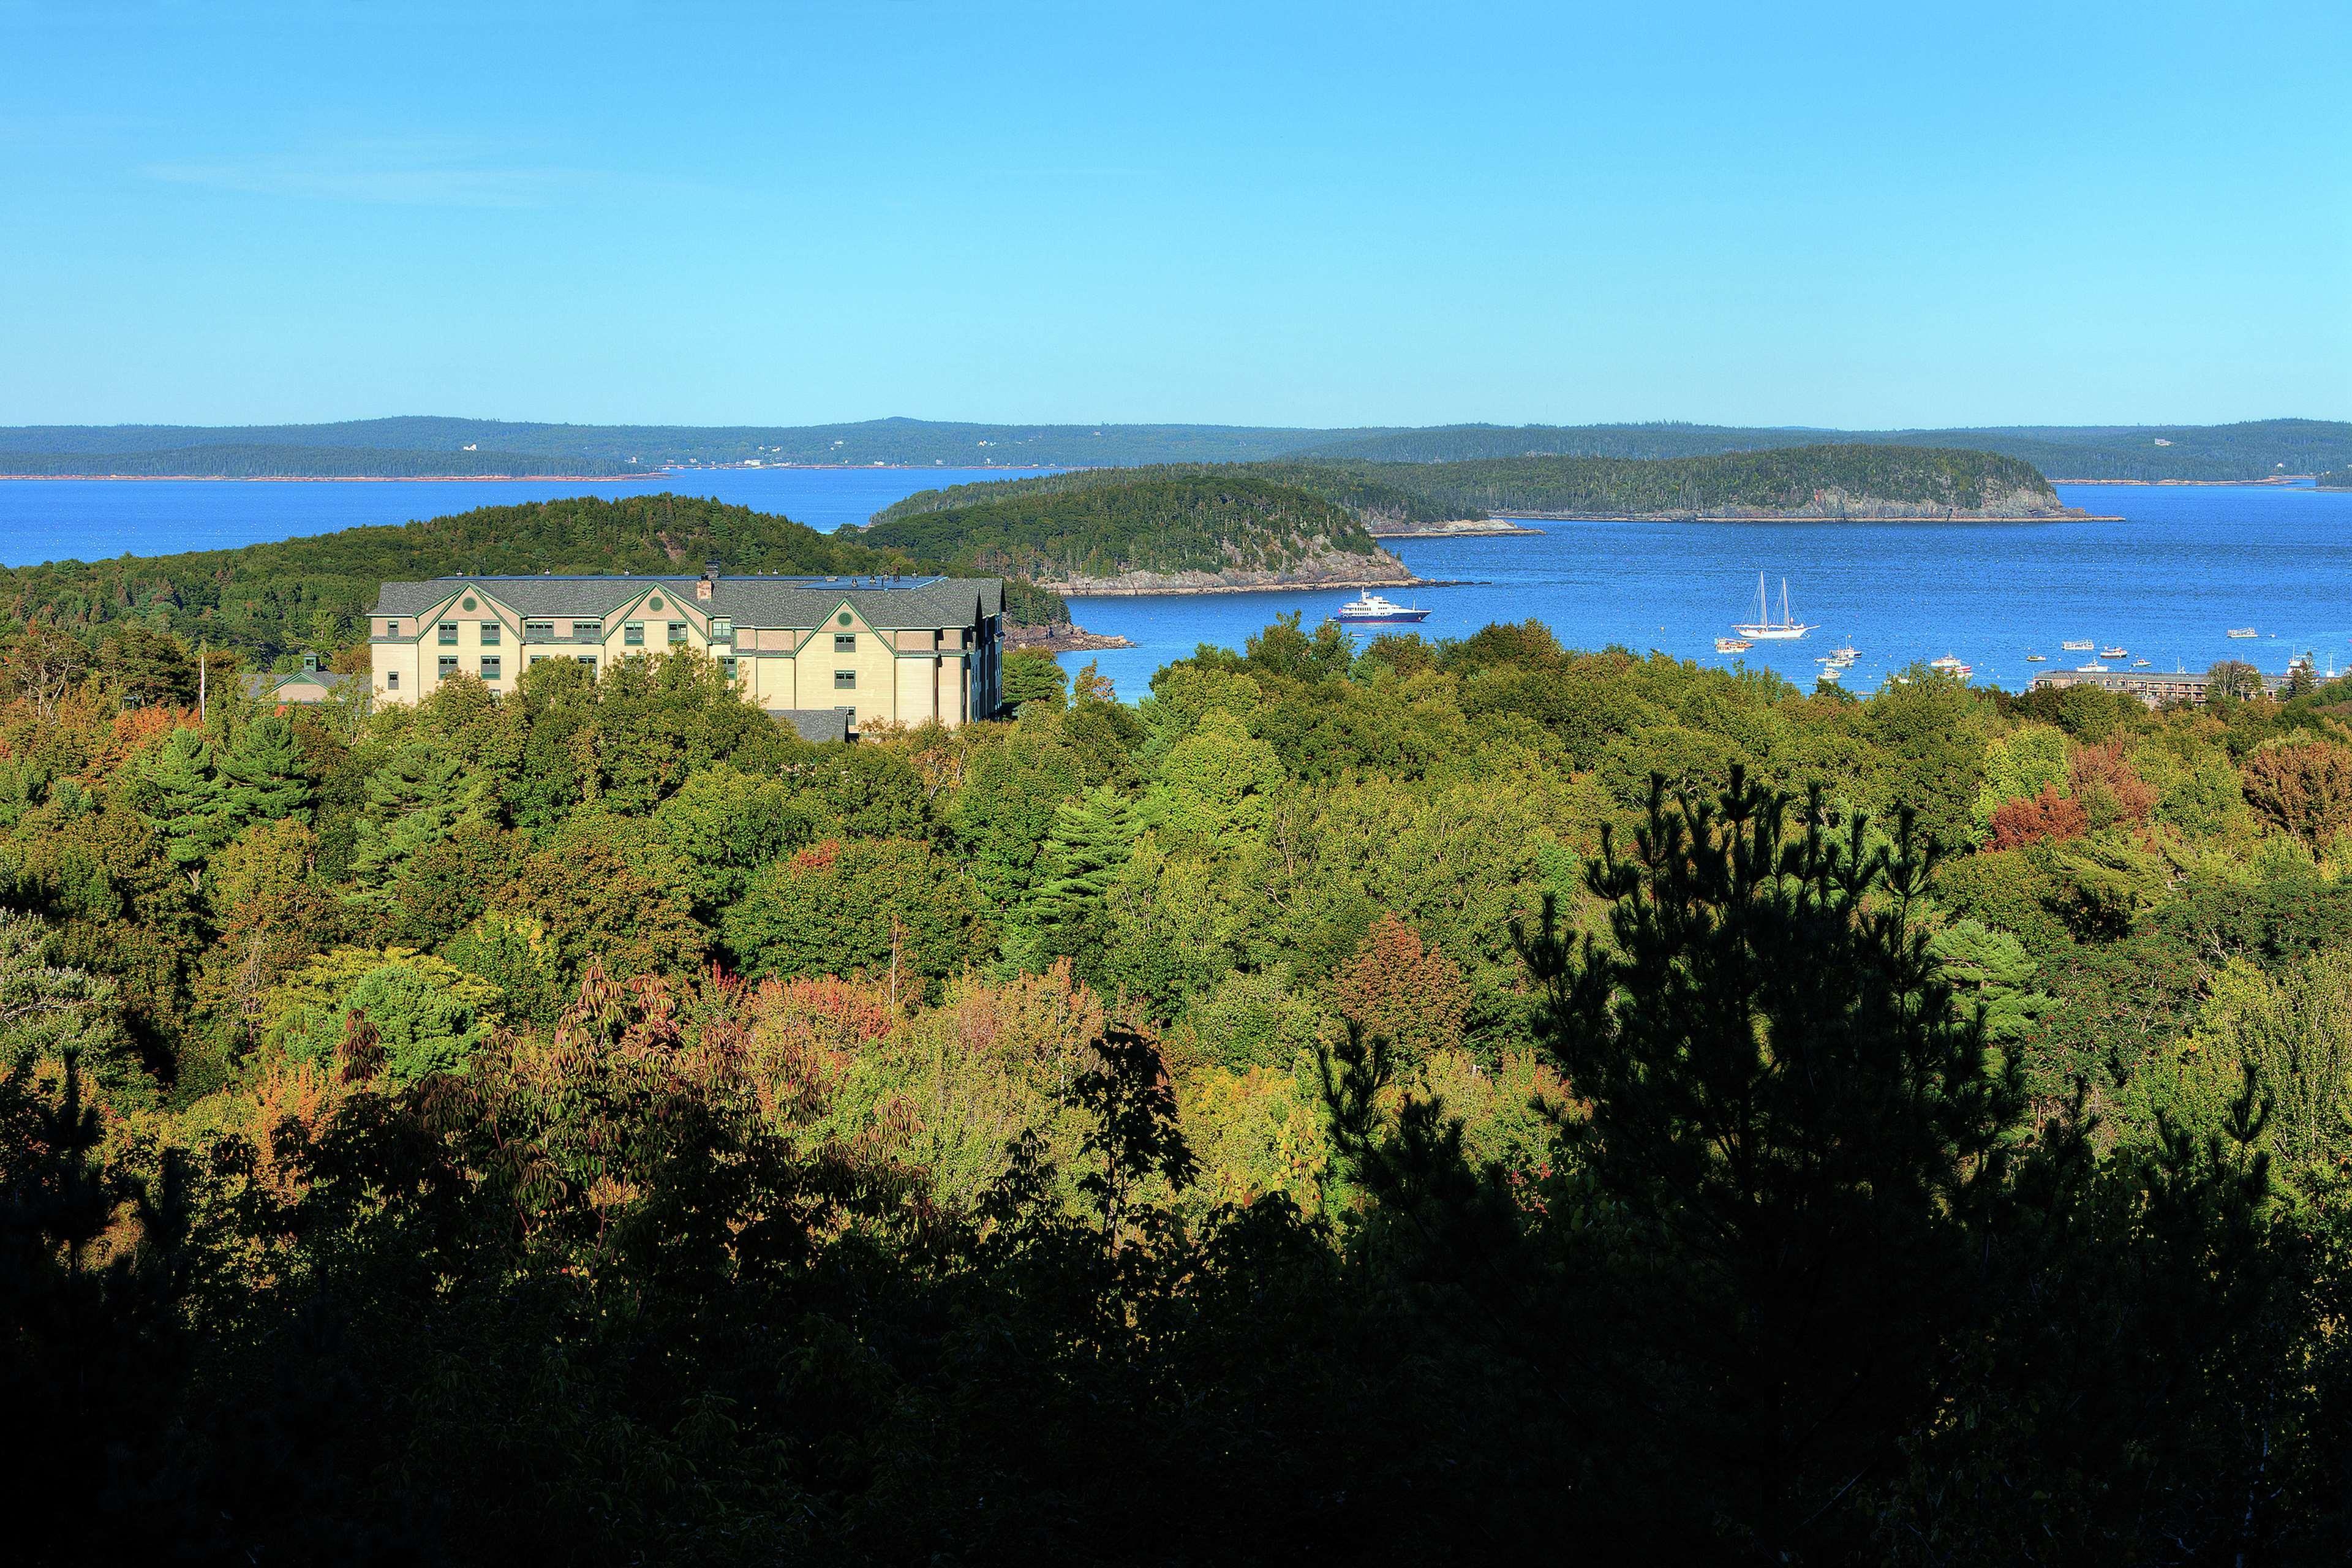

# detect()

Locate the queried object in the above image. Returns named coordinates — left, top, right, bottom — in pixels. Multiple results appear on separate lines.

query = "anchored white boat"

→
left=1715, top=636, right=1752, bottom=654
left=2099, top=645, right=2128, bottom=660
left=2226, top=628, right=2259, bottom=639
left=1929, top=654, right=1973, bottom=679
left=2062, top=639, right=2094, bottom=651
left=1329, top=590, right=1429, bottom=625
left=1732, top=574, right=1817, bottom=641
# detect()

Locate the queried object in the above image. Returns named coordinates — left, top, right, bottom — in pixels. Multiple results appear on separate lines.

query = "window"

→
left=834, top=670, right=856, bottom=690
left=525, top=620, right=554, bottom=639
left=479, top=655, right=502, bottom=681
left=720, top=657, right=737, bottom=681
left=383, top=620, right=400, bottom=637
left=439, top=655, right=459, bottom=678
left=480, top=621, right=501, bottom=646
left=710, top=618, right=733, bottom=641
left=575, top=655, right=597, bottom=670
left=386, top=670, right=399, bottom=690
left=668, top=621, right=687, bottom=644
left=624, top=622, right=644, bottom=647
left=439, top=622, right=458, bottom=645
left=836, top=633, right=860, bottom=654
left=570, top=620, right=600, bottom=639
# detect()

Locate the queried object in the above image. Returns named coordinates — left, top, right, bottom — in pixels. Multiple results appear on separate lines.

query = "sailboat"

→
left=1732, top=574, right=1817, bottom=641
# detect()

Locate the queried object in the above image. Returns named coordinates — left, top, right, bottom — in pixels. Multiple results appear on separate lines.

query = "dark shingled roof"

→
left=372, top=575, right=1002, bottom=628
left=775, top=709, right=852, bottom=743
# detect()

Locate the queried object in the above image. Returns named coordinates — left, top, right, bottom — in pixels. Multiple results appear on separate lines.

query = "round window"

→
left=461, top=595, right=477, bottom=611
left=649, top=594, right=664, bottom=610
left=838, top=612, right=853, bottom=627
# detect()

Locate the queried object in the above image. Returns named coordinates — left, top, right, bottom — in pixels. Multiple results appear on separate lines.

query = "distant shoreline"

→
left=0, top=471, right=660, bottom=483
left=2047, top=476, right=2315, bottom=487
left=1490, top=508, right=2124, bottom=524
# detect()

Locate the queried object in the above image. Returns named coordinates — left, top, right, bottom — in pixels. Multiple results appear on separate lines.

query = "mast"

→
left=1781, top=578, right=1790, bottom=628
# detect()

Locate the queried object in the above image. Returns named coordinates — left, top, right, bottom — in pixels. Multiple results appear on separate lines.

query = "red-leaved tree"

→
left=1333, top=913, right=1470, bottom=1064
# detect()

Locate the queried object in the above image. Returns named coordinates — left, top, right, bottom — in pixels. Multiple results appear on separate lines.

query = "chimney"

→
left=698, top=559, right=719, bottom=601
left=302, top=651, right=318, bottom=673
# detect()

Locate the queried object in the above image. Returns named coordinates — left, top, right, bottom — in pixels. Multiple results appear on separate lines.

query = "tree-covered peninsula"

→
left=0, top=444, right=639, bottom=479
left=0, top=494, right=923, bottom=662
left=1306, top=442, right=2066, bottom=519
left=858, top=470, right=1417, bottom=591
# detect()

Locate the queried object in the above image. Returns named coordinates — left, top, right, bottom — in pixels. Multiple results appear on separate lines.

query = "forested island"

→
left=858, top=470, right=1420, bottom=593
left=12, top=600, right=2352, bottom=1559
left=1303, top=443, right=2070, bottom=520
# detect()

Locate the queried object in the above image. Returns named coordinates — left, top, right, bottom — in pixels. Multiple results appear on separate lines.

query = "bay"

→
left=1068, top=483, right=2352, bottom=699
left=2, top=469, right=2344, bottom=701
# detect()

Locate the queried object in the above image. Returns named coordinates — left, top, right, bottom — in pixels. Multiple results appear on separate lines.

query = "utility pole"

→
left=198, top=637, right=208, bottom=724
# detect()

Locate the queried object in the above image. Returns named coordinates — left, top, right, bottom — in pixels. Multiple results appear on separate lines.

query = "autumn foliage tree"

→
left=2240, top=734, right=2352, bottom=846
left=2065, top=739, right=2157, bottom=831
left=1332, top=913, right=1469, bottom=1064
left=1988, top=784, right=2089, bottom=850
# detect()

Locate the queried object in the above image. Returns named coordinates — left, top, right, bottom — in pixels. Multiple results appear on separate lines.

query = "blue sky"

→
left=2, top=0, right=2345, bottom=429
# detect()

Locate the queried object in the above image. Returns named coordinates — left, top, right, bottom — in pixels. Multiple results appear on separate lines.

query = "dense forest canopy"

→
left=6, top=414, right=2345, bottom=480
left=0, top=494, right=923, bottom=662
left=867, top=461, right=1460, bottom=529
left=855, top=471, right=1385, bottom=580
left=12, top=603, right=2352, bottom=1561
left=1301, top=443, right=2062, bottom=518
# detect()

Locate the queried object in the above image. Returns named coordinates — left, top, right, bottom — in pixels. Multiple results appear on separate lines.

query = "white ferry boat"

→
left=1732, top=574, right=1817, bottom=641
left=2226, top=628, right=2259, bottom=639
left=1329, top=590, right=1430, bottom=625
left=2099, top=646, right=2128, bottom=660
left=1929, top=654, right=1973, bottom=678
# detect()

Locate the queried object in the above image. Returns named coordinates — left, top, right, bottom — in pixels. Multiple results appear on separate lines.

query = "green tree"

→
left=1970, top=722, right=2068, bottom=839
left=135, top=727, right=238, bottom=880
left=723, top=837, right=976, bottom=992
left=263, top=944, right=503, bottom=1083
left=216, top=711, right=314, bottom=826
left=1520, top=771, right=2021, bottom=1557
left=1925, top=918, right=2054, bottom=1046
left=650, top=763, right=816, bottom=910
left=1025, top=785, right=1140, bottom=975
left=1000, top=647, right=1068, bottom=712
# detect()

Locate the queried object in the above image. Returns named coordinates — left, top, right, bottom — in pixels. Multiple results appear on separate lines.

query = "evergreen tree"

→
left=347, top=740, right=491, bottom=903
left=1027, top=785, right=1139, bottom=973
left=215, top=711, right=314, bottom=826
left=136, top=726, right=237, bottom=880
left=1519, top=768, right=2024, bottom=1558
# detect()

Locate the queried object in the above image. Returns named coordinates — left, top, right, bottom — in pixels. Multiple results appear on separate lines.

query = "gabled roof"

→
left=372, top=575, right=1003, bottom=629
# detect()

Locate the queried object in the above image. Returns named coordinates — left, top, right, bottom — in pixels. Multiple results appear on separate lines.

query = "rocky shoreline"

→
left=1362, top=518, right=1541, bottom=537
left=1003, top=622, right=1136, bottom=652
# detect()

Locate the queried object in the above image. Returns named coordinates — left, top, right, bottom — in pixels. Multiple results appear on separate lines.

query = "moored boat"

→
left=2062, top=639, right=2094, bottom=651
left=2226, top=628, right=2259, bottom=638
left=2098, top=646, right=2128, bottom=660
left=1731, top=574, right=1817, bottom=641
left=1929, top=654, right=1973, bottom=678
left=2025, top=653, right=2047, bottom=662
left=1715, top=636, right=1752, bottom=653
left=1329, top=590, right=1430, bottom=625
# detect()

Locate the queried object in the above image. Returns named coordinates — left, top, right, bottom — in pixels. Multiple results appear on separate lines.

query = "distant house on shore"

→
left=2028, top=665, right=2282, bottom=707
left=244, top=652, right=363, bottom=707
left=367, top=564, right=1003, bottom=737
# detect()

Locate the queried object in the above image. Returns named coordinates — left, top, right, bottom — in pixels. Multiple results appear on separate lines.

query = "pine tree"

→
left=216, top=712, right=314, bottom=826
left=1027, top=786, right=1138, bottom=972
left=137, top=726, right=236, bottom=881
left=1518, top=768, right=2025, bottom=1558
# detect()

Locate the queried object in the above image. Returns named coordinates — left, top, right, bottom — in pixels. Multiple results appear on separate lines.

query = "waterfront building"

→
left=2027, top=666, right=2281, bottom=707
left=369, top=565, right=1002, bottom=735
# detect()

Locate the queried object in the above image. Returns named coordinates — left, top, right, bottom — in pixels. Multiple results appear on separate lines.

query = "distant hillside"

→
left=0, top=417, right=1397, bottom=472
left=1295, top=418, right=2352, bottom=483
left=7, top=415, right=2343, bottom=480
left=0, top=494, right=913, bottom=661
left=858, top=472, right=1411, bottom=592
left=1309, top=445, right=2064, bottom=520
left=0, top=444, right=633, bottom=478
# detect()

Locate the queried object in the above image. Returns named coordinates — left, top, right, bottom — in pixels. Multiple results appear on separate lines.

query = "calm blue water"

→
left=0, top=467, right=1058, bottom=567
left=1068, top=484, right=2352, bottom=699
left=2, top=470, right=2345, bottom=700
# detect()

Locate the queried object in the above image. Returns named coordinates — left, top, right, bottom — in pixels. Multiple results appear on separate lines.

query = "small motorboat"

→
left=2226, top=628, right=2259, bottom=639
left=1830, top=644, right=1858, bottom=661
left=2098, top=646, right=2128, bottom=660
left=2132, top=658, right=2152, bottom=667
left=2025, top=653, right=2048, bottom=662
left=1816, top=666, right=1844, bottom=683
left=2062, top=639, right=2094, bottom=651
left=1715, top=636, right=1752, bottom=654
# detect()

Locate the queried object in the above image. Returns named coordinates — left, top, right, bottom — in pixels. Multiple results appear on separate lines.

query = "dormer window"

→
left=710, top=618, right=733, bottom=641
